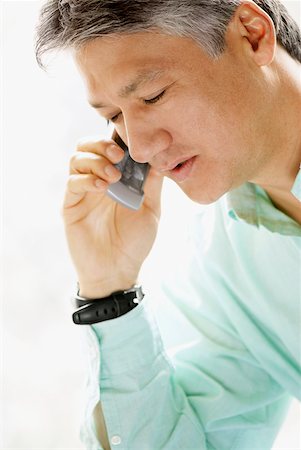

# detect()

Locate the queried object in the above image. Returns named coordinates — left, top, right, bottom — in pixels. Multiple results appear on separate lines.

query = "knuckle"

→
left=67, top=174, right=77, bottom=189
left=69, top=153, right=79, bottom=167
left=90, top=155, right=108, bottom=173
left=97, top=155, right=108, bottom=168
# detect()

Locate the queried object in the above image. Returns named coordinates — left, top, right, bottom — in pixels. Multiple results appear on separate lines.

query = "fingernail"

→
left=107, top=145, right=124, bottom=161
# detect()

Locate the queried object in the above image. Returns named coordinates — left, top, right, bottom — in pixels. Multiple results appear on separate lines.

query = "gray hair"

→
left=35, top=0, right=301, bottom=68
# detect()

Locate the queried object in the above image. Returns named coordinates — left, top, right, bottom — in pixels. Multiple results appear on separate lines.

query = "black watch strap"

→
left=72, top=285, right=144, bottom=325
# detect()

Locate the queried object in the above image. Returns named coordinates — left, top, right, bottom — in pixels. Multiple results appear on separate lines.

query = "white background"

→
left=1, top=1, right=300, bottom=448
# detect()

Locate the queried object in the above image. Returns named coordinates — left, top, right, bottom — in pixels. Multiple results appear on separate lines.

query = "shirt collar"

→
left=226, top=166, right=301, bottom=236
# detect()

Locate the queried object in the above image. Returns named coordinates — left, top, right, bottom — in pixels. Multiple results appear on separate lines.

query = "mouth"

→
left=173, top=160, right=189, bottom=170
left=168, top=156, right=197, bottom=183
left=157, top=155, right=195, bottom=172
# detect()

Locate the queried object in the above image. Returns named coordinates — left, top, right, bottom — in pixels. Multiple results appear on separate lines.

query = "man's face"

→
left=75, top=31, right=275, bottom=204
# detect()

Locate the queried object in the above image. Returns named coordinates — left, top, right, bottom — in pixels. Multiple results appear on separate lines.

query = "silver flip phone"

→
left=106, top=132, right=150, bottom=210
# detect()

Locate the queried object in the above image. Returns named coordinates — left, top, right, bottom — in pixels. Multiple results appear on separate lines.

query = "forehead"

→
left=75, top=32, right=191, bottom=67
left=74, top=32, right=208, bottom=94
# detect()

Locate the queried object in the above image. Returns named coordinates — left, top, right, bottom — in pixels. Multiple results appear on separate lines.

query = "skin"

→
left=74, top=2, right=301, bottom=208
left=63, top=2, right=301, bottom=448
left=65, top=0, right=301, bottom=300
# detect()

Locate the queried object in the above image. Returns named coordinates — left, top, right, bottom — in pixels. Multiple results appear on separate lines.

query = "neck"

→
left=251, top=48, right=301, bottom=224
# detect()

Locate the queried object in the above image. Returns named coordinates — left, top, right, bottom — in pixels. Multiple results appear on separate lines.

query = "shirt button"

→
left=111, top=435, right=122, bottom=445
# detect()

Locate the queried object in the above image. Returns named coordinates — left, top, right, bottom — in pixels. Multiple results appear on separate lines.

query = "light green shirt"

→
left=80, top=171, right=301, bottom=450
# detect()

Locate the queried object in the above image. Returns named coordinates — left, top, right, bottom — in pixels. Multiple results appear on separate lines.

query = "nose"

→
left=124, top=118, right=172, bottom=163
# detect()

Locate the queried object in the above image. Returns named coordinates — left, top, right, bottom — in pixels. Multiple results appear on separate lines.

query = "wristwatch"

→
left=72, top=285, right=144, bottom=325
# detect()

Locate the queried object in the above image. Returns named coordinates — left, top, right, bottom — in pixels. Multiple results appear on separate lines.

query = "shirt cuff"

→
left=90, top=295, right=166, bottom=378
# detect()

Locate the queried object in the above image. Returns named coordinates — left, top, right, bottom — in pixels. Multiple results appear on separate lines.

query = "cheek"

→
left=195, top=96, right=256, bottom=161
left=190, top=71, right=254, bottom=148
left=161, top=83, right=256, bottom=164
left=170, top=87, right=235, bottom=145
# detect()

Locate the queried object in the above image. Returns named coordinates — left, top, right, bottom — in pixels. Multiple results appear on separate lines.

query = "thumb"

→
left=143, top=167, right=164, bottom=215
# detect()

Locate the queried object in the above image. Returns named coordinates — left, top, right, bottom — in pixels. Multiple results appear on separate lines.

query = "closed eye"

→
left=107, top=90, right=166, bottom=124
left=107, top=113, right=121, bottom=124
left=143, top=90, right=166, bottom=105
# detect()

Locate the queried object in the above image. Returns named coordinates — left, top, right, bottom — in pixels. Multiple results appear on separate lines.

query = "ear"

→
left=231, top=0, right=276, bottom=66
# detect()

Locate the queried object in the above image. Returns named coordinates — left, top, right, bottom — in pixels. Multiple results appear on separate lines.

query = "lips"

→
left=169, top=156, right=197, bottom=183
left=156, top=156, right=194, bottom=173
left=172, top=159, right=190, bottom=171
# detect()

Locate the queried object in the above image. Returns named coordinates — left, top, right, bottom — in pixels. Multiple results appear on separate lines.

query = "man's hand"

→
left=62, top=138, right=164, bottom=298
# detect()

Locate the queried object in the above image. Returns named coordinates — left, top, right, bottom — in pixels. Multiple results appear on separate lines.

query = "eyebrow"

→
left=89, top=68, right=166, bottom=109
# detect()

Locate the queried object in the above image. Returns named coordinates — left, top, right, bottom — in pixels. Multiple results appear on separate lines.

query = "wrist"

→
left=72, top=285, right=145, bottom=325
left=78, top=278, right=138, bottom=299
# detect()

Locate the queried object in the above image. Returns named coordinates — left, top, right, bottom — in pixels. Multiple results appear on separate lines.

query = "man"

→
left=35, top=1, right=301, bottom=449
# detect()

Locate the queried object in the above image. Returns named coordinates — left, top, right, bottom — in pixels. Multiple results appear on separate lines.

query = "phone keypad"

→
left=115, top=150, right=149, bottom=193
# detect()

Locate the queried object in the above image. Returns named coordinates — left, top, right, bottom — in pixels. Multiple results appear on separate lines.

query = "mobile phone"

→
left=106, top=132, right=150, bottom=210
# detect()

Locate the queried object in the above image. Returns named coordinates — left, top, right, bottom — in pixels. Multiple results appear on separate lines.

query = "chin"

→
left=181, top=184, right=227, bottom=205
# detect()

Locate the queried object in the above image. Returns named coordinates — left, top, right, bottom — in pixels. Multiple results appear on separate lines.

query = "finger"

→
left=76, top=138, right=124, bottom=161
left=63, top=173, right=108, bottom=209
left=143, top=167, right=164, bottom=215
left=69, top=152, right=122, bottom=184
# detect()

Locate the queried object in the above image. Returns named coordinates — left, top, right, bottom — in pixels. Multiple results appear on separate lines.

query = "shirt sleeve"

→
left=78, top=202, right=300, bottom=450
left=80, top=295, right=290, bottom=450
left=79, top=256, right=292, bottom=448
